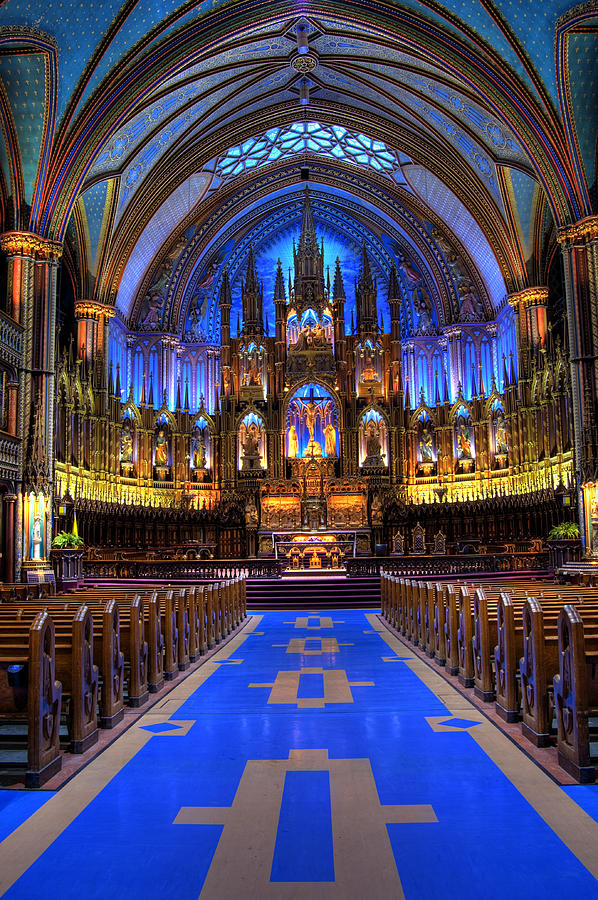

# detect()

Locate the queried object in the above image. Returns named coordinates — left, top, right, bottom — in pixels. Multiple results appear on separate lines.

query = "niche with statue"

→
left=153, top=414, right=172, bottom=481
left=190, top=414, right=212, bottom=482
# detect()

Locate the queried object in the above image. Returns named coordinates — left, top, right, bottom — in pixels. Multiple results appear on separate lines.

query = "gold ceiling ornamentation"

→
left=292, top=54, right=318, bottom=73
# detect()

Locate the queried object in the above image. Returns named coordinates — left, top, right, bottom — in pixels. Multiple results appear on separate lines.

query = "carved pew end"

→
left=521, top=722, right=553, bottom=748
left=474, top=686, right=496, bottom=703
left=99, top=707, right=125, bottom=729
left=495, top=702, right=521, bottom=725
left=25, top=754, right=62, bottom=789
left=128, top=688, right=149, bottom=709
left=70, top=729, right=99, bottom=755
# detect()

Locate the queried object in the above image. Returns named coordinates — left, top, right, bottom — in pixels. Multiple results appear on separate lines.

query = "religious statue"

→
left=494, top=411, right=509, bottom=455
left=248, top=354, right=262, bottom=386
left=243, top=425, right=260, bottom=458
left=155, top=429, right=169, bottom=466
left=457, top=422, right=472, bottom=459
left=287, top=424, right=299, bottom=458
left=193, top=431, right=207, bottom=469
left=120, top=422, right=133, bottom=463
left=413, top=287, right=435, bottom=335
left=301, top=398, right=321, bottom=456
left=32, top=514, right=42, bottom=560
left=241, top=423, right=263, bottom=470
left=361, top=345, right=379, bottom=382
left=419, top=426, right=434, bottom=462
left=370, top=491, right=383, bottom=525
left=324, top=422, right=337, bottom=457
left=459, top=283, right=480, bottom=321
left=363, top=420, right=385, bottom=467
left=244, top=500, right=259, bottom=528
left=366, top=422, right=381, bottom=457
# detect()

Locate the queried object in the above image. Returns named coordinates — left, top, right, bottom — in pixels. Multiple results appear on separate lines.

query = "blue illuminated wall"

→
left=402, top=307, right=517, bottom=406
left=229, top=219, right=391, bottom=338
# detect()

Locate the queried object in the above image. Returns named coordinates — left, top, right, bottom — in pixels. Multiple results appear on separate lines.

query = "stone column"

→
left=0, top=232, right=62, bottom=577
left=557, top=216, right=598, bottom=553
left=508, top=287, right=549, bottom=355
left=74, top=300, right=115, bottom=387
left=3, top=493, right=16, bottom=583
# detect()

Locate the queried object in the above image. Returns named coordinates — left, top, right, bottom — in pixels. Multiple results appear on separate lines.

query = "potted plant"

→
left=547, top=521, right=582, bottom=568
left=51, top=531, right=85, bottom=549
left=50, top=531, right=85, bottom=589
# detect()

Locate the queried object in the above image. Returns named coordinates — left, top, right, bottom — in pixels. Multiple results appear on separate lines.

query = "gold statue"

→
left=155, top=429, right=169, bottom=466
left=324, top=422, right=337, bottom=457
left=287, top=424, right=299, bottom=457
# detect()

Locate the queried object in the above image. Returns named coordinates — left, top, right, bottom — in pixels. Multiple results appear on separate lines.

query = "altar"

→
left=260, top=530, right=371, bottom=570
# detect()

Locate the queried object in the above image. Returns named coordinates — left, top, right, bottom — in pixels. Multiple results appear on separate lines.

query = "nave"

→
left=1, top=610, right=598, bottom=899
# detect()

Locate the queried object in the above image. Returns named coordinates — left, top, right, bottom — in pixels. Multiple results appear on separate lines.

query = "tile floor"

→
left=0, top=610, right=597, bottom=899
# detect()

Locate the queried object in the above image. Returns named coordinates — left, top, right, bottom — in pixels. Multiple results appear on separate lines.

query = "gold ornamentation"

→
left=0, top=232, right=62, bottom=261
left=507, top=287, right=549, bottom=308
left=74, top=300, right=116, bottom=320
left=292, top=54, right=317, bottom=73
left=557, top=216, right=598, bottom=245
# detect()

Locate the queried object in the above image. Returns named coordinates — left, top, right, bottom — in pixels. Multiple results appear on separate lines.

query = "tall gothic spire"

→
left=293, top=186, right=325, bottom=310
left=297, top=186, right=318, bottom=256
left=219, top=265, right=232, bottom=308
left=241, top=244, right=263, bottom=331
left=356, top=242, right=377, bottom=332
left=359, top=242, right=374, bottom=294
left=332, top=257, right=346, bottom=300
left=244, top=244, right=259, bottom=295
left=273, top=258, right=286, bottom=304
left=387, top=262, right=400, bottom=303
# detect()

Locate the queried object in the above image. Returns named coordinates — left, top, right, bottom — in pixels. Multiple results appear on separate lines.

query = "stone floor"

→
left=0, top=609, right=597, bottom=899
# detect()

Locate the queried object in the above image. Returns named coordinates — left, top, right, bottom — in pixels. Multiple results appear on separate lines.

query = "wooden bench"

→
left=554, top=605, right=598, bottom=783
left=0, top=611, right=62, bottom=786
left=0, top=604, right=99, bottom=752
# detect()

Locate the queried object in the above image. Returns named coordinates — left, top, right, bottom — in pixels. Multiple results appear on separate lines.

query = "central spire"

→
left=293, top=187, right=325, bottom=308
left=297, top=186, right=318, bottom=256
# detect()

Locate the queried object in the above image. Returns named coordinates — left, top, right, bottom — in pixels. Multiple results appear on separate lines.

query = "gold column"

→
left=557, top=216, right=598, bottom=553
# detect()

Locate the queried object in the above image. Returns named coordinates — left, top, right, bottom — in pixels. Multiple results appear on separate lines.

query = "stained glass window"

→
left=216, top=122, right=402, bottom=182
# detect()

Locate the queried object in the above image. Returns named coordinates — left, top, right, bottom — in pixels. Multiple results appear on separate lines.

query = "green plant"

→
left=51, top=531, right=85, bottom=549
left=548, top=521, right=580, bottom=540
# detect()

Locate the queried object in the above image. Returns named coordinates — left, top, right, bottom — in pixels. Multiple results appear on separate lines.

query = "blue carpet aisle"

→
left=1, top=610, right=598, bottom=899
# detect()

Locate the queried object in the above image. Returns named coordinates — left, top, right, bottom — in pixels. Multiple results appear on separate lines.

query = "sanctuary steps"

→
left=245, top=574, right=382, bottom=610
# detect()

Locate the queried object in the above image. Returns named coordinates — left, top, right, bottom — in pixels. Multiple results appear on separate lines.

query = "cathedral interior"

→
left=0, top=3, right=598, bottom=896
left=0, top=0, right=596, bottom=578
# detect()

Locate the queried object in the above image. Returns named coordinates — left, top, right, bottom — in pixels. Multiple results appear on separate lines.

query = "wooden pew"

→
left=553, top=605, right=598, bottom=783
left=1, top=598, right=124, bottom=728
left=0, top=611, right=62, bottom=786
left=0, top=604, right=99, bottom=751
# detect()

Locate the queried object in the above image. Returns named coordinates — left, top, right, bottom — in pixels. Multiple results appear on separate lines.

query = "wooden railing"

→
left=84, top=556, right=284, bottom=580
left=346, top=552, right=549, bottom=578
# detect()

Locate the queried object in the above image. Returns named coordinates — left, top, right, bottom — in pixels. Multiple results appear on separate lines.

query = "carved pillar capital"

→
left=557, top=215, right=598, bottom=247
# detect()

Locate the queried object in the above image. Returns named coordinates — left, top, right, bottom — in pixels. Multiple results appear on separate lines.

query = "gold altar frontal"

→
left=259, top=530, right=371, bottom=570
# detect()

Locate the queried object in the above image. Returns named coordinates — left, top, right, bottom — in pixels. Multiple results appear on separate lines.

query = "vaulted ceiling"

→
left=0, top=1, right=596, bottom=331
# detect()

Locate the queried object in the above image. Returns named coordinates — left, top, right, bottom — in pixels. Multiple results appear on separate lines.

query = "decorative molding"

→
left=0, top=231, right=62, bottom=261
left=507, top=287, right=549, bottom=309
left=557, top=216, right=598, bottom=246
left=74, top=300, right=116, bottom=320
